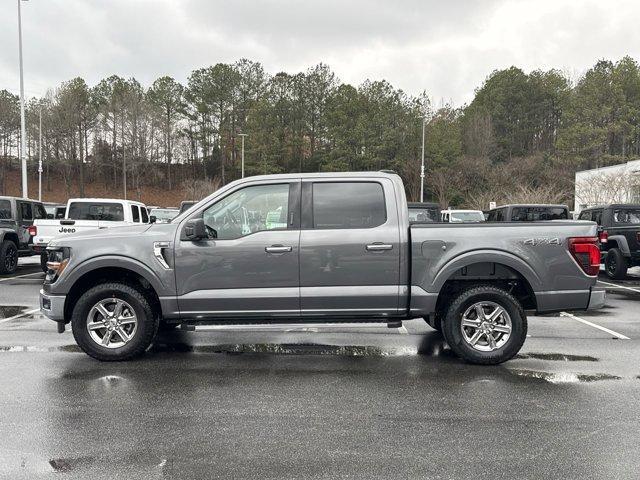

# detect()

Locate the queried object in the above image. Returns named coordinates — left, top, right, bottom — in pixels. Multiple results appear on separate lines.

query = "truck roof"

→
left=0, top=195, right=43, bottom=203
left=490, top=204, right=569, bottom=209
left=237, top=171, right=400, bottom=181
left=581, top=204, right=640, bottom=210
left=67, top=198, right=146, bottom=206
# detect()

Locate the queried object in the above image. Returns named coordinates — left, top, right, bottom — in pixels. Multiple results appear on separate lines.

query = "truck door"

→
left=299, top=178, right=401, bottom=317
left=174, top=181, right=301, bottom=319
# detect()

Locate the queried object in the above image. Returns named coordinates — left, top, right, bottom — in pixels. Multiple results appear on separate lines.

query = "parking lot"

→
left=1, top=258, right=640, bottom=479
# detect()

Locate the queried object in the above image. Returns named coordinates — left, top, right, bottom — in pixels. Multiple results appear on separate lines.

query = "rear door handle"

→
left=366, top=243, right=393, bottom=251
left=265, top=245, right=293, bottom=254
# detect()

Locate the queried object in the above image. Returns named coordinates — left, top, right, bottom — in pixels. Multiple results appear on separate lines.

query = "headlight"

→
left=45, top=247, right=71, bottom=283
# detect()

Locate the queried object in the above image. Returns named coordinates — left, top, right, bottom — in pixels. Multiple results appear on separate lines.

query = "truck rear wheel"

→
left=0, top=240, right=18, bottom=275
left=71, top=282, right=159, bottom=361
left=605, top=248, right=628, bottom=280
left=441, top=285, right=527, bottom=365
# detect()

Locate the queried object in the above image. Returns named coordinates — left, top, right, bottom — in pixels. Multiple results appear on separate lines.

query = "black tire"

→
left=441, top=285, right=527, bottom=365
left=605, top=248, right=628, bottom=280
left=0, top=240, right=18, bottom=275
left=71, top=282, right=159, bottom=361
left=40, top=251, right=49, bottom=273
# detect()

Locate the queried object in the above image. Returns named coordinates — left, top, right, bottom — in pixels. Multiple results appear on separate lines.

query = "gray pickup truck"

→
left=40, top=172, right=604, bottom=364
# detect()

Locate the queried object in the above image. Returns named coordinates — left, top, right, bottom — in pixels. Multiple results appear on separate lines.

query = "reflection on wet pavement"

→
left=511, top=369, right=621, bottom=384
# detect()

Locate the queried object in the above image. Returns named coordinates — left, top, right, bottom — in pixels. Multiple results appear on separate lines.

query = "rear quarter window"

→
left=0, top=200, right=11, bottom=220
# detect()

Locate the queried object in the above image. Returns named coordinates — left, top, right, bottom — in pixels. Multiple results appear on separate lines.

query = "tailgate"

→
left=34, top=220, right=102, bottom=246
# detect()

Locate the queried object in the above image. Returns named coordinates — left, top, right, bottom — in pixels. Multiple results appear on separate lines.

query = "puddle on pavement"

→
left=511, top=369, right=620, bottom=384
left=517, top=352, right=598, bottom=362
left=0, top=305, right=28, bottom=318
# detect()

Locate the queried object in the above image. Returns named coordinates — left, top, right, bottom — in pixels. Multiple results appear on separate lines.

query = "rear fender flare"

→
left=429, top=250, right=543, bottom=293
left=607, top=236, right=630, bottom=256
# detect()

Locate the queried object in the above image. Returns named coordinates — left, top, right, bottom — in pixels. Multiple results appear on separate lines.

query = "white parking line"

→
left=598, top=280, right=640, bottom=294
left=0, top=272, right=43, bottom=283
left=559, top=311, right=630, bottom=340
left=0, top=308, right=40, bottom=325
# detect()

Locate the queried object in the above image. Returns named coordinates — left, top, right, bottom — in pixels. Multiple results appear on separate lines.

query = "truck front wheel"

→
left=71, top=282, right=159, bottom=361
left=441, top=285, right=527, bottom=365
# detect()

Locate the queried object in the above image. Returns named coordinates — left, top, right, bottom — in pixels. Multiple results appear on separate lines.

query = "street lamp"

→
left=238, top=133, right=248, bottom=178
left=18, top=0, right=29, bottom=199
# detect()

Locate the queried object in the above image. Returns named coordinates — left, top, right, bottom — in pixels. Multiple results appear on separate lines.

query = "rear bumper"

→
left=587, top=287, right=606, bottom=310
left=535, top=286, right=605, bottom=313
left=39, top=289, right=66, bottom=321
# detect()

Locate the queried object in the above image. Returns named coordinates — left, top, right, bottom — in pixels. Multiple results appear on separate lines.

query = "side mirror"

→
left=184, top=218, right=206, bottom=240
left=150, top=215, right=157, bottom=224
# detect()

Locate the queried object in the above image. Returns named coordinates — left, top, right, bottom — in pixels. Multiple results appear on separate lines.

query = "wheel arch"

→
left=63, top=265, right=163, bottom=323
left=432, top=254, right=539, bottom=315
left=606, top=236, right=630, bottom=256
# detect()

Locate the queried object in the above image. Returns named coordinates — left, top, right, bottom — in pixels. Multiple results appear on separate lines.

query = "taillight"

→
left=27, top=225, right=37, bottom=236
left=599, top=230, right=608, bottom=244
left=568, top=236, right=600, bottom=276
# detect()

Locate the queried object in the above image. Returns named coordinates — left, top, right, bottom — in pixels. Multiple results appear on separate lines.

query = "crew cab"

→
left=33, top=198, right=149, bottom=271
left=578, top=204, right=640, bottom=279
left=40, top=172, right=604, bottom=364
left=0, top=196, right=47, bottom=274
left=487, top=204, right=570, bottom=222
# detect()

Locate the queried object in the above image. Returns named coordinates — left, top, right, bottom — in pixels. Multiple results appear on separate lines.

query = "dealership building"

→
left=574, top=159, right=640, bottom=214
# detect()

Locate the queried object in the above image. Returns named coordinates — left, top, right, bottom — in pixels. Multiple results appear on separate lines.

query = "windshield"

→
left=68, top=202, right=125, bottom=221
left=450, top=211, right=484, bottom=222
left=150, top=208, right=178, bottom=222
left=408, top=207, right=438, bottom=222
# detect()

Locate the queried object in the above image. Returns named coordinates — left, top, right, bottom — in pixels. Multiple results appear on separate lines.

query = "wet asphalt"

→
left=1, top=257, right=640, bottom=479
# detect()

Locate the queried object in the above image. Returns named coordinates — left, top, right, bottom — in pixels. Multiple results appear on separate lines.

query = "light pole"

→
left=238, top=133, right=248, bottom=178
left=18, top=0, right=28, bottom=198
left=420, top=117, right=426, bottom=202
left=38, top=105, right=42, bottom=201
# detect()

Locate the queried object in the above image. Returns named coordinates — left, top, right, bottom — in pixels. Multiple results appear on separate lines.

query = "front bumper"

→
left=39, top=289, right=66, bottom=321
left=587, top=287, right=606, bottom=310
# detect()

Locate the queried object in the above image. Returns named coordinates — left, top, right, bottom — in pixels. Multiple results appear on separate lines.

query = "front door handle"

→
left=366, top=243, right=393, bottom=251
left=265, top=245, right=293, bottom=254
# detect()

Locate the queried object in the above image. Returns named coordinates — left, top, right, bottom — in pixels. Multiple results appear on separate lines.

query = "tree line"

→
left=1, top=56, right=639, bottom=207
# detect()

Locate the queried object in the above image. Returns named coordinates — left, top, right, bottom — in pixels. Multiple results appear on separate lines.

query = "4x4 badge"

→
left=524, top=237, right=561, bottom=246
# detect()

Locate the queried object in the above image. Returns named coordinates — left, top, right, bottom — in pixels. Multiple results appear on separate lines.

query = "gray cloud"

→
left=1, top=0, right=639, bottom=105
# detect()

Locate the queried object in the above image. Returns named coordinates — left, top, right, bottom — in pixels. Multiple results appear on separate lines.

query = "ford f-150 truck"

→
left=39, top=172, right=605, bottom=364
left=33, top=198, right=149, bottom=271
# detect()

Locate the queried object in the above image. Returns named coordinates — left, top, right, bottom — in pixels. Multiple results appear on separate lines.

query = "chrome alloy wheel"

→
left=86, top=298, right=138, bottom=349
left=460, top=301, right=512, bottom=352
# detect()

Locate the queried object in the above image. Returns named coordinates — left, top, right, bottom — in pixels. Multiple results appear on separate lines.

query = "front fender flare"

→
left=429, top=249, right=543, bottom=293
left=58, top=255, right=167, bottom=295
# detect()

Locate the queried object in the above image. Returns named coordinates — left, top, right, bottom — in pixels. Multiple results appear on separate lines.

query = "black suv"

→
left=0, top=196, right=47, bottom=274
left=578, top=204, right=640, bottom=279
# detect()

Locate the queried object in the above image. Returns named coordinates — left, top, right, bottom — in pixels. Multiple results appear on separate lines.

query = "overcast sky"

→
left=1, top=0, right=639, bottom=106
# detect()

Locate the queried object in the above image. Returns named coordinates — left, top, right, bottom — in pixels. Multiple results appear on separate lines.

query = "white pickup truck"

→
left=33, top=198, right=149, bottom=271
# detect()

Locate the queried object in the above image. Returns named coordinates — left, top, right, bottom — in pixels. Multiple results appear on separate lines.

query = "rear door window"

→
left=0, top=200, right=11, bottom=220
left=613, top=208, right=640, bottom=224
left=511, top=207, right=568, bottom=221
left=312, top=182, right=386, bottom=229
left=131, top=205, right=140, bottom=222
left=68, top=202, right=125, bottom=221
left=578, top=210, right=591, bottom=221
left=141, top=207, right=149, bottom=223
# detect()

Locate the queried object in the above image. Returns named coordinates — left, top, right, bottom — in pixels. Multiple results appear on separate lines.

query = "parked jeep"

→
left=487, top=204, right=569, bottom=222
left=578, top=204, right=640, bottom=279
left=0, top=196, right=47, bottom=274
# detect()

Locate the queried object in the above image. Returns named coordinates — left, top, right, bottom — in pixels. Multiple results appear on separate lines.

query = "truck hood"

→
left=48, top=223, right=171, bottom=247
